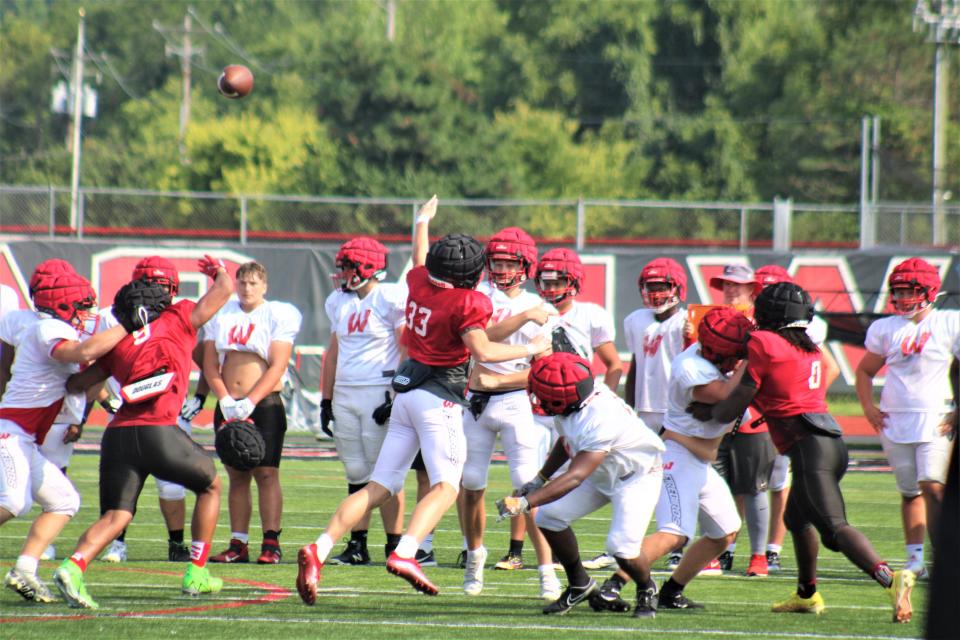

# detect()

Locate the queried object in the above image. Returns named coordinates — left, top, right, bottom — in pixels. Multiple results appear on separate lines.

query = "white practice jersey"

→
left=542, top=300, right=615, bottom=362
left=479, top=281, right=544, bottom=375
left=623, top=307, right=686, bottom=413
left=662, top=343, right=738, bottom=439
left=0, top=310, right=78, bottom=411
left=325, top=284, right=407, bottom=386
left=553, top=385, right=665, bottom=495
left=206, top=299, right=302, bottom=366
left=865, top=309, right=960, bottom=414
left=0, top=284, right=20, bottom=319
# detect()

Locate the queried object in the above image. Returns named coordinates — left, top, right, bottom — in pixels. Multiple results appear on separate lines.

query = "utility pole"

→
left=385, top=0, right=396, bottom=42
left=68, top=9, right=86, bottom=232
left=914, top=1, right=960, bottom=245
left=154, top=8, right=205, bottom=163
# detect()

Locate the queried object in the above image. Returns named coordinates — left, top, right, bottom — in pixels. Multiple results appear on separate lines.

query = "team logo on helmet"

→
left=698, top=307, right=753, bottom=373
left=638, top=258, right=686, bottom=313
left=334, top=237, right=389, bottom=292
left=527, top=352, right=595, bottom=416
left=753, top=264, right=793, bottom=297
left=535, top=248, right=583, bottom=304
left=753, top=282, right=814, bottom=331
left=132, top=256, right=180, bottom=296
left=888, top=257, right=940, bottom=317
left=486, top=227, right=537, bottom=291
left=426, top=233, right=486, bottom=290
left=31, top=271, right=97, bottom=330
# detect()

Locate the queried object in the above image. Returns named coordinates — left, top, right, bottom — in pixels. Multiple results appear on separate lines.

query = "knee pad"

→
left=343, top=459, right=372, bottom=485
left=44, top=485, right=80, bottom=517
left=460, top=461, right=488, bottom=492
left=533, top=504, right=568, bottom=532
left=156, top=478, right=187, bottom=501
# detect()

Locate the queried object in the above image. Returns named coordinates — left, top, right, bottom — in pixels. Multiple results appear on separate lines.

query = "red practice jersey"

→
left=98, top=300, right=197, bottom=427
left=745, top=330, right=828, bottom=419
left=404, top=266, right=492, bottom=367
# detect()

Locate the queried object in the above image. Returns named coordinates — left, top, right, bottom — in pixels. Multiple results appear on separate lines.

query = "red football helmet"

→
left=535, top=248, right=583, bottom=304
left=698, top=307, right=753, bottom=372
left=132, top=256, right=180, bottom=296
left=888, top=257, right=941, bottom=317
left=486, top=227, right=537, bottom=291
left=334, top=237, right=388, bottom=291
left=753, top=264, right=793, bottom=297
left=528, top=352, right=595, bottom=416
left=29, top=259, right=76, bottom=296
left=31, top=272, right=97, bottom=329
left=638, top=258, right=687, bottom=313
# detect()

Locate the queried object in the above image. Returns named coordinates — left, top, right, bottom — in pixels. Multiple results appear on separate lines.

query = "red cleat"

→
left=746, top=553, right=769, bottom=577
left=386, top=552, right=439, bottom=595
left=296, top=544, right=323, bottom=605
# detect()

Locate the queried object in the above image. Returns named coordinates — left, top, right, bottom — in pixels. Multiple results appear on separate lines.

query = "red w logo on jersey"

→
left=347, top=310, right=371, bottom=334
left=643, top=334, right=663, bottom=356
left=228, top=324, right=255, bottom=346
left=900, top=332, right=931, bottom=356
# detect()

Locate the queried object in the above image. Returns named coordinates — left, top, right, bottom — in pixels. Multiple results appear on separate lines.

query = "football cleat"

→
left=329, top=538, right=370, bottom=566
left=182, top=564, right=223, bottom=596
left=296, top=544, right=323, bottom=605
left=5, top=568, right=56, bottom=603
left=633, top=582, right=658, bottom=619
left=746, top=553, right=768, bottom=577
left=41, top=545, right=56, bottom=561
left=494, top=551, right=523, bottom=571
left=257, top=540, right=283, bottom=564
left=904, top=556, right=927, bottom=580
left=101, top=539, right=128, bottom=563
left=589, top=577, right=631, bottom=613
left=766, top=550, right=781, bottom=572
left=455, top=549, right=468, bottom=569
left=53, top=561, right=99, bottom=609
left=386, top=552, right=439, bottom=595
left=462, top=547, right=487, bottom=596
left=658, top=589, right=705, bottom=610
left=540, top=569, right=563, bottom=602
left=543, top=580, right=598, bottom=615
left=666, top=552, right=682, bottom=570
left=581, top=553, right=616, bottom=570
left=414, top=548, right=438, bottom=567
left=717, top=550, right=734, bottom=572
left=210, top=539, right=249, bottom=564
left=888, top=569, right=916, bottom=623
left=772, top=591, right=825, bottom=615
left=698, top=559, right=722, bottom=576
left=168, top=541, right=191, bottom=562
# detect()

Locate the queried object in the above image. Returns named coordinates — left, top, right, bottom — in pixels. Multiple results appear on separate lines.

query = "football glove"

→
left=495, top=495, right=529, bottom=522
left=518, top=475, right=545, bottom=497
left=198, top=254, right=226, bottom=278
left=180, top=393, right=206, bottom=421
left=371, top=391, right=393, bottom=426
left=320, top=399, right=335, bottom=437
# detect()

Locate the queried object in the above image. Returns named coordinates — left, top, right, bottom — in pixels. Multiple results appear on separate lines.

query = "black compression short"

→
left=783, top=432, right=850, bottom=548
left=713, top=431, right=776, bottom=495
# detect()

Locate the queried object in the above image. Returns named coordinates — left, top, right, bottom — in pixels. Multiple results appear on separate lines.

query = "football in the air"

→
left=217, top=65, right=254, bottom=99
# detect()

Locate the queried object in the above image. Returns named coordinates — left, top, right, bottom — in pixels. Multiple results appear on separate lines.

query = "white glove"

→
left=233, top=397, right=255, bottom=420
left=180, top=394, right=205, bottom=421
left=218, top=396, right=239, bottom=420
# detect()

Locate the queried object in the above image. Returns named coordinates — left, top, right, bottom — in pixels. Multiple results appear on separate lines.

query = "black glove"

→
left=320, top=399, right=335, bottom=437
left=686, top=401, right=714, bottom=422
left=372, top=391, right=393, bottom=426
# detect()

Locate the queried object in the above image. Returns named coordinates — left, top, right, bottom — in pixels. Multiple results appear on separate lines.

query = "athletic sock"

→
left=314, top=533, right=334, bottom=563
left=69, top=553, right=87, bottom=572
left=797, top=580, right=817, bottom=599
left=745, top=492, right=770, bottom=555
left=508, top=538, right=524, bottom=555
left=395, top=535, right=419, bottom=559
left=169, top=529, right=185, bottom=544
left=231, top=532, right=249, bottom=544
left=15, top=555, right=39, bottom=575
left=190, top=541, right=210, bottom=568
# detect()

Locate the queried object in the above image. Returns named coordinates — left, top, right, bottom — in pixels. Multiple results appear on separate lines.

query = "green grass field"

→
left=1, top=435, right=925, bottom=640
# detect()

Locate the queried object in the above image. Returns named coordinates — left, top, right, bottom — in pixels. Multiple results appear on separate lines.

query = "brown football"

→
left=217, top=65, right=254, bottom=99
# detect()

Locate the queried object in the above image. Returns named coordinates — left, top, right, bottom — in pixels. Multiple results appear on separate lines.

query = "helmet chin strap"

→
left=648, top=298, right=679, bottom=314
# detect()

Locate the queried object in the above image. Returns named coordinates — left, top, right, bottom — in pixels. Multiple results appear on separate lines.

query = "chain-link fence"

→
left=1, top=184, right=955, bottom=249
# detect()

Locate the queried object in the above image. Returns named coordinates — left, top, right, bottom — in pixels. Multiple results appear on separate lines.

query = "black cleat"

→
left=717, top=550, right=734, bottom=572
left=543, top=580, right=598, bottom=615
left=168, top=541, right=191, bottom=562
left=329, top=539, right=371, bottom=566
left=658, top=589, right=705, bottom=610
left=633, top=581, right=658, bottom=619
left=589, top=578, right=631, bottom=613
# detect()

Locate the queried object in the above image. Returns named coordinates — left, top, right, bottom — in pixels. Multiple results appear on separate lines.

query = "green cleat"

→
left=182, top=564, right=223, bottom=596
left=53, top=561, right=99, bottom=609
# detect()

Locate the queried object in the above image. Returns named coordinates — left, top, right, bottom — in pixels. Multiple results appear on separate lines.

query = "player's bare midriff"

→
left=663, top=429, right=725, bottom=464
left=221, top=350, right=281, bottom=398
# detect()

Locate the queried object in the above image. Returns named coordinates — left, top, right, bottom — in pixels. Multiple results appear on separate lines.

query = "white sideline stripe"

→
left=0, top=612, right=914, bottom=639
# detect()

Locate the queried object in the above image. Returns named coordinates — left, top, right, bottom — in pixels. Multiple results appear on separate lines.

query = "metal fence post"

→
left=77, top=188, right=84, bottom=239
left=48, top=185, right=56, bottom=237
left=239, top=196, right=248, bottom=245
left=772, top=197, right=792, bottom=251
left=739, top=207, right=748, bottom=251
left=576, top=197, right=585, bottom=251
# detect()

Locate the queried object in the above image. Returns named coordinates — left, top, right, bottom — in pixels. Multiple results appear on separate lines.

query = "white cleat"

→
left=463, top=546, right=488, bottom=596
left=5, top=568, right=56, bottom=603
left=40, top=545, right=56, bottom=561
left=102, top=539, right=128, bottom=563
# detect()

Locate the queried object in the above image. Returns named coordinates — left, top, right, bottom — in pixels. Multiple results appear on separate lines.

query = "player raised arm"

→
left=412, top=195, right=438, bottom=268
left=191, top=255, right=233, bottom=330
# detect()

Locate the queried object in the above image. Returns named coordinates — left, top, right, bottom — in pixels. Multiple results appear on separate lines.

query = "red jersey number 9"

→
left=406, top=301, right=432, bottom=337
left=808, top=359, right=822, bottom=389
